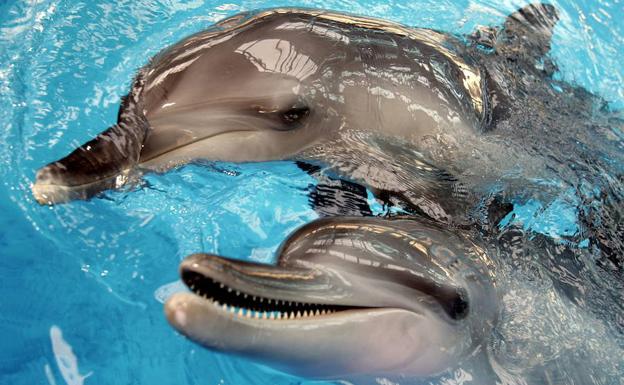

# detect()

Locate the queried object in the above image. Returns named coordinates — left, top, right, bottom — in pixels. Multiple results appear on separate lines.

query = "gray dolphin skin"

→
left=30, top=4, right=532, bottom=218
left=165, top=216, right=497, bottom=379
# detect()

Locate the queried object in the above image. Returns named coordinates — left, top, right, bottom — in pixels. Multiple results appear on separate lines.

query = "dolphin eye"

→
left=281, top=105, right=310, bottom=125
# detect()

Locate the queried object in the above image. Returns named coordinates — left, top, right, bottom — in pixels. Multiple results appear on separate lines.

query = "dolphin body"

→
left=31, top=4, right=565, bottom=223
left=165, top=216, right=498, bottom=380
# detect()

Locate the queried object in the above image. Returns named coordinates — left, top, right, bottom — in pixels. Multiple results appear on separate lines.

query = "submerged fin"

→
left=496, top=3, right=559, bottom=62
left=296, top=162, right=373, bottom=217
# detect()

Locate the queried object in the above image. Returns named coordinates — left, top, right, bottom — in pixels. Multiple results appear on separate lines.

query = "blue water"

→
left=0, top=1, right=622, bottom=384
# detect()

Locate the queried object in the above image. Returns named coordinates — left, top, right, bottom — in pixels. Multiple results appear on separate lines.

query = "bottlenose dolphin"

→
left=31, top=3, right=566, bottom=222
left=165, top=216, right=498, bottom=380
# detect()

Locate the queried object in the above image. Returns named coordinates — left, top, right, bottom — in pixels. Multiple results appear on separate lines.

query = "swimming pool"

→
left=0, top=1, right=622, bottom=384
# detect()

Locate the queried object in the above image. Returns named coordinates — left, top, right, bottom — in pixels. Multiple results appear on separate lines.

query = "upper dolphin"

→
left=30, top=5, right=530, bottom=220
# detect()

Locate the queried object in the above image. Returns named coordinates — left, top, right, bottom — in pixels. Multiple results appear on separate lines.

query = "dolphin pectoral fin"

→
left=32, top=120, right=147, bottom=204
left=309, top=178, right=373, bottom=217
left=496, top=3, right=559, bottom=64
left=296, top=161, right=373, bottom=217
left=365, top=164, right=471, bottom=225
left=306, top=137, right=473, bottom=224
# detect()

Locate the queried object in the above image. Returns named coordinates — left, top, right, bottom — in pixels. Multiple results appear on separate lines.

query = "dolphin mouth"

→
left=180, top=270, right=369, bottom=320
left=175, top=254, right=376, bottom=321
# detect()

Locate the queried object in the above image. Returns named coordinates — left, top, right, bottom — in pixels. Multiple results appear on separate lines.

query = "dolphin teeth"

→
left=259, top=297, right=263, bottom=303
left=222, top=303, right=227, bottom=311
left=219, top=283, right=224, bottom=289
left=238, top=308, right=244, bottom=317
left=236, top=290, right=240, bottom=296
left=214, top=301, right=219, bottom=307
left=228, top=288, right=232, bottom=293
left=262, top=312, right=267, bottom=319
left=244, top=294, right=248, bottom=299
left=230, top=307, right=236, bottom=314
left=253, top=296, right=256, bottom=301
left=190, top=284, right=195, bottom=290
left=296, top=311, right=302, bottom=318
left=270, top=313, right=275, bottom=320
left=315, top=309, right=320, bottom=316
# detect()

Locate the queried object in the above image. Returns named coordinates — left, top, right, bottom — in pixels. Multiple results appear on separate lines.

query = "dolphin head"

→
left=165, top=217, right=497, bottom=379
left=138, top=12, right=344, bottom=169
left=139, top=9, right=484, bottom=169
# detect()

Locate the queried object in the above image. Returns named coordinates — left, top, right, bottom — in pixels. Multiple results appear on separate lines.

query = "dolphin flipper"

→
left=307, top=136, right=472, bottom=224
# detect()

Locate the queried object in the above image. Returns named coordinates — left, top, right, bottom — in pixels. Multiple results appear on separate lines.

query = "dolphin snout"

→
left=31, top=158, right=118, bottom=205
left=32, top=163, right=70, bottom=205
left=164, top=292, right=194, bottom=330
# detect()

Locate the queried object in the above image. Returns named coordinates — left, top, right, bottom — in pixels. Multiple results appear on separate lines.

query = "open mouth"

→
left=181, top=270, right=369, bottom=321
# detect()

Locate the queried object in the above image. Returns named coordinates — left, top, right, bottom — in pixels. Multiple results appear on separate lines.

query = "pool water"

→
left=0, top=1, right=622, bottom=384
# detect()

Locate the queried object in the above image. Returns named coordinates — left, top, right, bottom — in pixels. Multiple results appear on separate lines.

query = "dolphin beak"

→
left=177, top=253, right=328, bottom=301
left=31, top=158, right=126, bottom=205
left=31, top=120, right=148, bottom=205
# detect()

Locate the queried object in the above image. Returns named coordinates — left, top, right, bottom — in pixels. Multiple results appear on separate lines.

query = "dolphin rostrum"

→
left=30, top=4, right=566, bottom=222
left=165, top=216, right=498, bottom=380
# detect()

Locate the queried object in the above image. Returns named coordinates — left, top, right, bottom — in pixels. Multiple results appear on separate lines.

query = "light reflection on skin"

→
left=147, top=11, right=483, bottom=141
left=235, top=39, right=319, bottom=80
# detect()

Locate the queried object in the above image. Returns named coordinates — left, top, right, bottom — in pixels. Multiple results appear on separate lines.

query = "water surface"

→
left=0, top=0, right=622, bottom=384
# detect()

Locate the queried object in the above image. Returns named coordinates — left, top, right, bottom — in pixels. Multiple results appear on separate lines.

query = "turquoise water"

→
left=0, top=1, right=622, bottom=384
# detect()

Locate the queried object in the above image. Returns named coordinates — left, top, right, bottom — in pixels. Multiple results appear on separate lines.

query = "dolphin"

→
left=30, top=4, right=565, bottom=222
left=165, top=216, right=498, bottom=380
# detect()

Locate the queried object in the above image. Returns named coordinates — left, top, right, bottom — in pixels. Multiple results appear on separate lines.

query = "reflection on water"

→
left=49, top=326, right=92, bottom=385
left=0, top=0, right=622, bottom=384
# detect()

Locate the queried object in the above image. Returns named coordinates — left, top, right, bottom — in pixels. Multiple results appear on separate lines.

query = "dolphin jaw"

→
left=172, top=258, right=379, bottom=322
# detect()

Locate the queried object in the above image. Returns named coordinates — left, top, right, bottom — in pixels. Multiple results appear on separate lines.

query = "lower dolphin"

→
left=165, top=216, right=498, bottom=380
